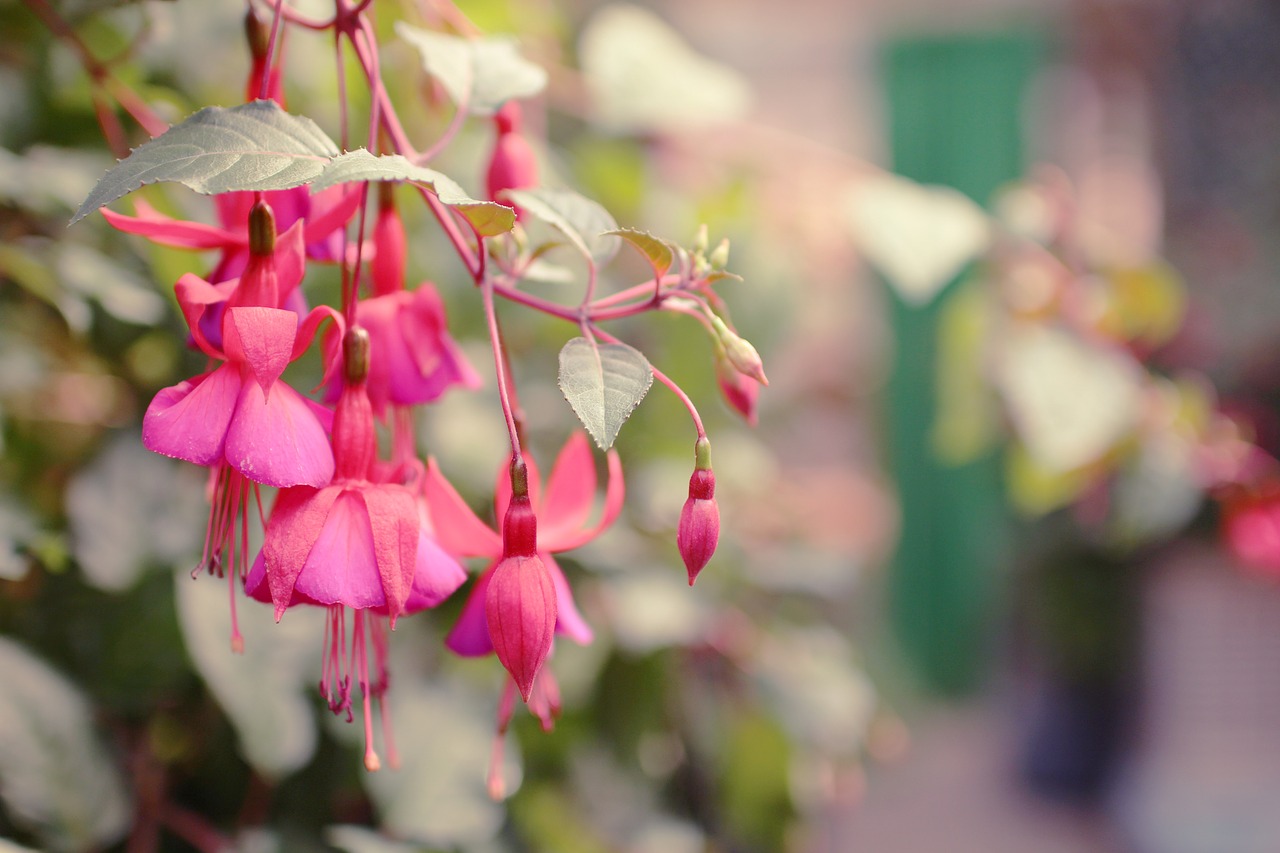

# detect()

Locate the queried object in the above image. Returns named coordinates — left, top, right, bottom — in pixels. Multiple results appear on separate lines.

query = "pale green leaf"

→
left=310, top=150, right=514, bottom=236
left=558, top=336, right=652, bottom=450
left=0, top=638, right=131, bottom=851
left=326, top=825, right=422, bottom=853
left=505, top=187, right=619, bottom=265
left=72, top=100, right=339, bottom=224
left=395, top=24, right=547, bottom=116
left=605, top=228, right=674, bottom=277
left=175, top=569, right=324, bottom=778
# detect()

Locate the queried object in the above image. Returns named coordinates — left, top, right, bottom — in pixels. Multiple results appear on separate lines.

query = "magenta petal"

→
left=142, top=365, right=240, bottom=466
left=304, top=187, right=361, bottom=251
left=273, top=221, right=307, bottom=302
left=486, top=553, right=557, bottom=701
left=423, top=458, right=502, bottom=558
left=543, top=448, right=626, bottom=552
left=102, top=203, right=240, bottom=249
left=223, top=306, right=298, bottom=396
left=539, top=433, right=597, bottom=546
left=175, top=273, right=233, bottom=360
left=292, top=490, right=386, bottom=610
left=402, top=530, right=468, bottom=613
left=263, top=485, right=341, bottom=618
left=444, top=566, right=495, bottom=656
left=542, top=553, right=593, bottom=645
left=226, top=378, right=334, bottom=487
left=360, top=485, right=420, bottom=623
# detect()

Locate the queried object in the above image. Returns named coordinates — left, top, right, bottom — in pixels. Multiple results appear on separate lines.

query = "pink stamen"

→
left=354, top=610, right=381, bottom=771
left=487, top=679, right=518, bottom=801
left=369, top=616, right=399, bottom=769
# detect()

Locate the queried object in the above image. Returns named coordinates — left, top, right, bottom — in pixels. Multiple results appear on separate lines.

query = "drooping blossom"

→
left=142, top=202, right=339, bottom=649
left=323, top=197, right=480, bottom=419
left=485, top=101, right=539, bottom=219
left=245, top=327, right=467, bottom=770
left=423, top=433, right=623, bottom=797
left=678, top=437, right=720, bottom=585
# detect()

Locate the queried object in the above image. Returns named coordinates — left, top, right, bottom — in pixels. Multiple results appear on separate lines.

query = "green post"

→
left=883, top=34, right=1041, bottom=693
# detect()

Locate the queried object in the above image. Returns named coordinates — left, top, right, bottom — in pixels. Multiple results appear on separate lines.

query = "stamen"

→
left=487, top=679, right=518, bottom=801
left=369, top=616, right=399, bottom=769
left=354, top=610, right=381, bottom=771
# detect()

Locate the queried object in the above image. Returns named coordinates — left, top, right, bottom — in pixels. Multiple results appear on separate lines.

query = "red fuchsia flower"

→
left=244, top=328, right=467, bottom=771
left=422, top=433, right=623, bottom=796
left=143, top=202, right=340, bottom=650
left=323, top=198, right=480, bottom=418
left=1221, top=481, right=1280, bottom=578
left=485, top=101, right=539, bottom=219
left=678, top=437, right=720, bottom=585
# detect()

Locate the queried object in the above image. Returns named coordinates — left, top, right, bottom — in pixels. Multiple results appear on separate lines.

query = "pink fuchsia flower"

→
left=1222, top=482, right=1280, bottom=577
left=486, top=101, right=539, bottom=219
left=678, top=437, right=720, bottom=585
left=714, top=344, right=760, bottom=427
left=245, top=328, right=467, bottom=770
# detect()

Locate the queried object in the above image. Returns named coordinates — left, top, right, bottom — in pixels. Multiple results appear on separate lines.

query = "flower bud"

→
left=371, top=189, right=406, bottom=297
left=710, top=315, right=768, bottom=386
left=486, top=102, right=539, bottom=218
left=714, top=343, right=759, bottom=426
left=678, top=439, right=719, bottom=585
left=708, top=238, right=730, bottom=269
left=248, top=200, right=276, bottom=257
left=486, top=551, right=557, bottom=701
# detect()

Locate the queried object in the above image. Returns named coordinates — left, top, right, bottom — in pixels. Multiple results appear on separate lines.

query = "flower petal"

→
left=538, top=432, right=596, bottom=544
left=262, top=485, right=341, bottom=618
left=542, top=448, right=626, bottom=553
left=290, top=490, right=386, bottom=610
left=142, top=365, right=239, bottom=466
left=360, top=485, right=420, bottom=624
left=304, top=187, right=362, bottom=259
left=102, top=201, right=240, bottom=249
left=542, top=553, right=593, bottom=645
left=175, top=273, right=233, bottom=359
left=444, top=565, right=495, bottom=657
left=223, top=307, right=298, bottom=396
left=226, top=379, right=334, bottom=487
left=423, top=458, right=502, bottom=558
left=402, top=530, right=468, bottom=613
left=486, top=553, right=557, bottom=701
left=273, top=220, right=308, bottom=302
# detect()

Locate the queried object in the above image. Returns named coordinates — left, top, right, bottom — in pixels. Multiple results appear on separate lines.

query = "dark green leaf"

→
left=557, top=336, right=652, bottom=450
left=72, top=100, right=339, bottom=224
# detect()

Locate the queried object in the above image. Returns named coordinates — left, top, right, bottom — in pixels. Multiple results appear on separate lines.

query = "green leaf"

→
left=394, top=24, right=547, bottom=116
left=505, top=187, right=620, bottom=265
left=175, top=569, right=323, bottom=778
left=311, top=149, right=515, bottom=236
left=558, top=336, right=652, bottom=450
left=72, top=100, right=339, bottom=224
left=0, top=638, right=131, bottom=851
left=605, top=228, right=674, bottom=277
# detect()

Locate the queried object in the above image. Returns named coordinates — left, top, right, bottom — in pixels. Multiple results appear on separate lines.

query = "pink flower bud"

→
left=486, top=551, right=557, bottom=701
left=714, top=345, right=759, bottom=427
left=711, top=315, right=768, bottom=386
left=486, top=102, right=539, bottom=219
left=678, top=439, right=719, bottom=585
left=370, top=190, right=407, bottom=297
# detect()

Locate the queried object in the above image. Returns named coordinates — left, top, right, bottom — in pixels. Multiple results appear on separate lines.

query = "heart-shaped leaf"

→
left=558, top=336, right=652, bottom=450
left=504, top=188, right=619, bottom=266
left=605, top=228, right=674, bottom=278
left=72, top=100, right=339, bottom=224
left=395, top=25, right=547, bottom=116
left=845, top=173, right=992, bottom=306
left=311, top=150, right=514, bottom=236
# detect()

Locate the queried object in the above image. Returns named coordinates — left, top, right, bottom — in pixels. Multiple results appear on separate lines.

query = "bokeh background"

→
left=3, top=0, right=1280, bottom=851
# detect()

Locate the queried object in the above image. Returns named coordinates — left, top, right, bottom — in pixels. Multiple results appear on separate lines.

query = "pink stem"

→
left=482, top=277, right=523, bottom=462
left=594, top=325, right=705, bottom=438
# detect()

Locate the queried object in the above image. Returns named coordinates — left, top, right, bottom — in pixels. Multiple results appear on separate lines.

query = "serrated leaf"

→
left=311, top=150, right=514, bottom=236
left=72, top=100, right=339, bottom=224
left=605, top=228, right=674, bottom=277
left=0, top=638, right=131, bottom=851
left=175, top=569, right=323, bottom=778
left=395, top=24, right=547, bottom=116
left=558, top=336, right=652, bottom=450
left=505, top=188, right=620, bottom=266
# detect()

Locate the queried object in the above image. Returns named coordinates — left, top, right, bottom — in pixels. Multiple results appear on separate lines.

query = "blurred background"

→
left=4, top=0, right=1280, bottom=851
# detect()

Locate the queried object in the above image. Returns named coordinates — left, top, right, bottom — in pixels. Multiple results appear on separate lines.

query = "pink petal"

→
left=304, top=187, right=362, bottom=252
left=262, top=485, right=341, bottom=619
left=360, top=485, right=420, bottom=624
left=102, top=202, right=241, bottom=250
left=226, top=378, right=334, bottom=487
left=175, top=273, right=232, bottom=359
left=273, top=220, right=307, bottom=302
left=223, top=306, right=298, bottom=396
left=142, top=364, right=240, bottom=466
left=292, top=305, right=344, bottom=365
left=402, top=529, right=468, bottom=613
left=539, top=433, right=597, bottom=544
left=486, top=553, right=557, bottom=701
left=444, top=565, right=495, bottom=657
left=215, top=192, right=255, bottom=231
left=542, top=554, right=593, bottom=645
left=423, top=458, right=502, bottom=558
left=542, top=449, right=626, bottom=553
left=291, top=490, right=387, bottom=610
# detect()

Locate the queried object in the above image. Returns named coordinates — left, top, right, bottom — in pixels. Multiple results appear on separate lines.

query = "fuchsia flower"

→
left=324, top=199, right=480, bottom=418
left=678, top=437, right=720, bottom=585
left=1222, top=482, right=1280, bottom=577
left=485, top=101, right=539, bottom=218
left=714, top=346, right=760, bottom=427
left=245, top=327, right=467, bottom=770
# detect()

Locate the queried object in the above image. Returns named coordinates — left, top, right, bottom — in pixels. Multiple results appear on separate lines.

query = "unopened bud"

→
left=710, top=315, right=768, bottom=385
left=714, top=346, right=759, bottom=426
left=678, top=439, right=719, bottom=585
left=502, top=492, right=537, bottom=558
left=248, top=201, right=276, bottom=257
left=708, top=238, right=730, bottom=269
left=371, top=200, right=406, bottom=296
left=244, top=7, right=270, bottom=61
left=486, top=551, right=556, bottom=701
left=693, top=224, right=709, bottom=255
left=343, top=326, right=370, bottom=385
